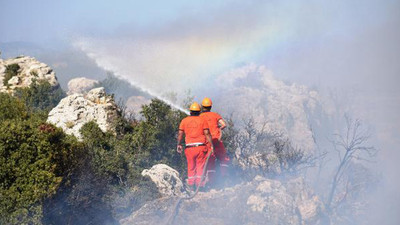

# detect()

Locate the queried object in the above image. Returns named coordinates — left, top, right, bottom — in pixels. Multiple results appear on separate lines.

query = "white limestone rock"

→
left=286, top=177, right=325, bottom=224
left=121, top=175, right=327, bottom=225
left=67, top=77, right=99, bottom=95
left=47, top=87, right=119, bottom=139
left=246, top=178, right=299, bottom=224
left=141, top=164, right=185, bottom=197
left=0, top=56, right=58, bottom=94
left=298, top=196, right=325, bottom=224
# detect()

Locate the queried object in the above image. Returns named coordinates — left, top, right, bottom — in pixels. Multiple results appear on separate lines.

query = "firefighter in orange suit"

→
left=200, top=97, right=230, bottom=183
left=177, top=102, right=214, bottom=189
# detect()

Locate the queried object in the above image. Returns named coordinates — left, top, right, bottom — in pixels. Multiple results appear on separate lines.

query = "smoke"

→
left=72, top=0, right=323, bottom=98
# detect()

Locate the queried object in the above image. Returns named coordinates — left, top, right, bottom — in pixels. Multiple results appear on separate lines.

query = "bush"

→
left=0, top=98, right=81, bottom=224
left=0, top=94, right=187, bottom=224
left=4, top=64, right=20, bottom=87
left=0, top=93, right=28, bottom=121
left=14, top=80, right=65, bottom=112
left=132, top=99, right=187, bottom=175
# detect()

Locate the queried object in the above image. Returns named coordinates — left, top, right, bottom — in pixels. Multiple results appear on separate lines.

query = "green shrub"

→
left=0, top=93, right=28, bottom=121
left=133, top=99, right=187, bottom=175
left=4, top=64, right=20, bottom=87
left=14, top=80, right=65, bottom=112
left=0, top=94, right=188, bottom=224
left=0, top=113, right=81, bottom=224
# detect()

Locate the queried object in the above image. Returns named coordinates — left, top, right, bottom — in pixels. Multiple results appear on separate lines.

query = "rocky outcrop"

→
left=120, top=175, right=326, bottom=225
left=47, top=87, right=119, bottom=139
left=142, top=164, right=186, bottom=197
left=0, top=56, right=58, bottom=94
left=67, top=77, right=99, bottom=95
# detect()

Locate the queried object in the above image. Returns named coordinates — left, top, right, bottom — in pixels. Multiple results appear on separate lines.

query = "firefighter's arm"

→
left=218, top=119, right=227, bottom=141
left=218, top=118, right=227, bottom=130
left=177, top=130, right=184, bottom=154
left=204, top=129, right=214, bottom=152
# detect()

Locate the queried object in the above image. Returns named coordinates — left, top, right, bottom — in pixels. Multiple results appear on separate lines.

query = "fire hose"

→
left=165, top=148, right=214, bottom=225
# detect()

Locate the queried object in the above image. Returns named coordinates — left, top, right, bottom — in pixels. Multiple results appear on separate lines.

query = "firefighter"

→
left=200, top=97, right=230, bottom=184
left=177, top=102, right=214, bottom=190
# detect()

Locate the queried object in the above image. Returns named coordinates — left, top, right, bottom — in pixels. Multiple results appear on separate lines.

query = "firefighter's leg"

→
left=194, top=146, right=208, bottom=187
left=185, top=147, right=199, bottom=187
left=205, top=142, right=216, bottom=186
left=213, top=140, right=230, bottom=177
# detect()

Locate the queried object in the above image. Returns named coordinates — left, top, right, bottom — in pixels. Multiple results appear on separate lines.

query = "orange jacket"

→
left=200, top=111, right=223, bottom=140
left=179, top=116, right=210, bottom=144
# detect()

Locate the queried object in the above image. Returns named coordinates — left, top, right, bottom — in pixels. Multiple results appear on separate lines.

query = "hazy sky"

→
left=2, top=0, right=398, bottom=89
left=1, top=0, right=226, bottom=43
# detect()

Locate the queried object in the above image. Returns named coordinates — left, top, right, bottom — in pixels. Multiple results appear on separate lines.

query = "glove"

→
left=177, top=144, right=183, bottom=154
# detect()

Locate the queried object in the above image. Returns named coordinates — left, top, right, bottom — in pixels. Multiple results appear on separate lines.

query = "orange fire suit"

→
left=200, top=111, right=230, bottom=181
left=179, top=116, right=211, bottom=187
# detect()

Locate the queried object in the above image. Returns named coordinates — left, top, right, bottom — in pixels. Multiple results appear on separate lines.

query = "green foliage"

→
left=15, top=80, right=65, bottom=112
left=0, top=96, right=81, bottom=224
left=0, top=92, right=186, bottom=224
left=133, top=99, right=187, bottom=174
left=4, top=63, right=20, bottom=87
left=0, top=93, right=28, bottom=121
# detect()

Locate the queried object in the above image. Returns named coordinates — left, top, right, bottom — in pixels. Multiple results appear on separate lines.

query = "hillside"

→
left=0, top=56, right=378, bottom=225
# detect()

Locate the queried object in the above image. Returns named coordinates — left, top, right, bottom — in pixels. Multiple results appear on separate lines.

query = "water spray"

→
left=80, top=53, right=190, bottom=115
left=117, top=73, right=191, bottom=115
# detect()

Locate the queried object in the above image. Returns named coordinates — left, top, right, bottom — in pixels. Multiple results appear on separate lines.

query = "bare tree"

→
left=233, top=116, right=316, bottom=179
left=326, top=115, right=377, bottom=211
left=273, top=139, right=317, bottom=176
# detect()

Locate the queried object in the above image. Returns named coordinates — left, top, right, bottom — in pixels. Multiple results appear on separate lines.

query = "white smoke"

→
left=213, top=64, right=330, bottom=152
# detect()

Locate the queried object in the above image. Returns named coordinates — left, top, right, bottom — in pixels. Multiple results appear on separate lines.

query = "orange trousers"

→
left=185, top=145, right=208, bottom=187
left=206, top=139, right=230, bottom=185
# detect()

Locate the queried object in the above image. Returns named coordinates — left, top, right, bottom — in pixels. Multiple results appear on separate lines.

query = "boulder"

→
left=47, top=87, right=119, bottom=139
left=67, top=77, right=99, bottom=95
left=120, top=175, right=326, bottom=225
left=141, top=164, right=186, bottom=197
left=0, top=56, right=58, bottom=94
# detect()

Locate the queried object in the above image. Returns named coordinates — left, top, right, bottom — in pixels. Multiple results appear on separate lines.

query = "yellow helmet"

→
left=201, top=97, right=212, bottom=107
left=189, top=102, right=201, bottom=112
